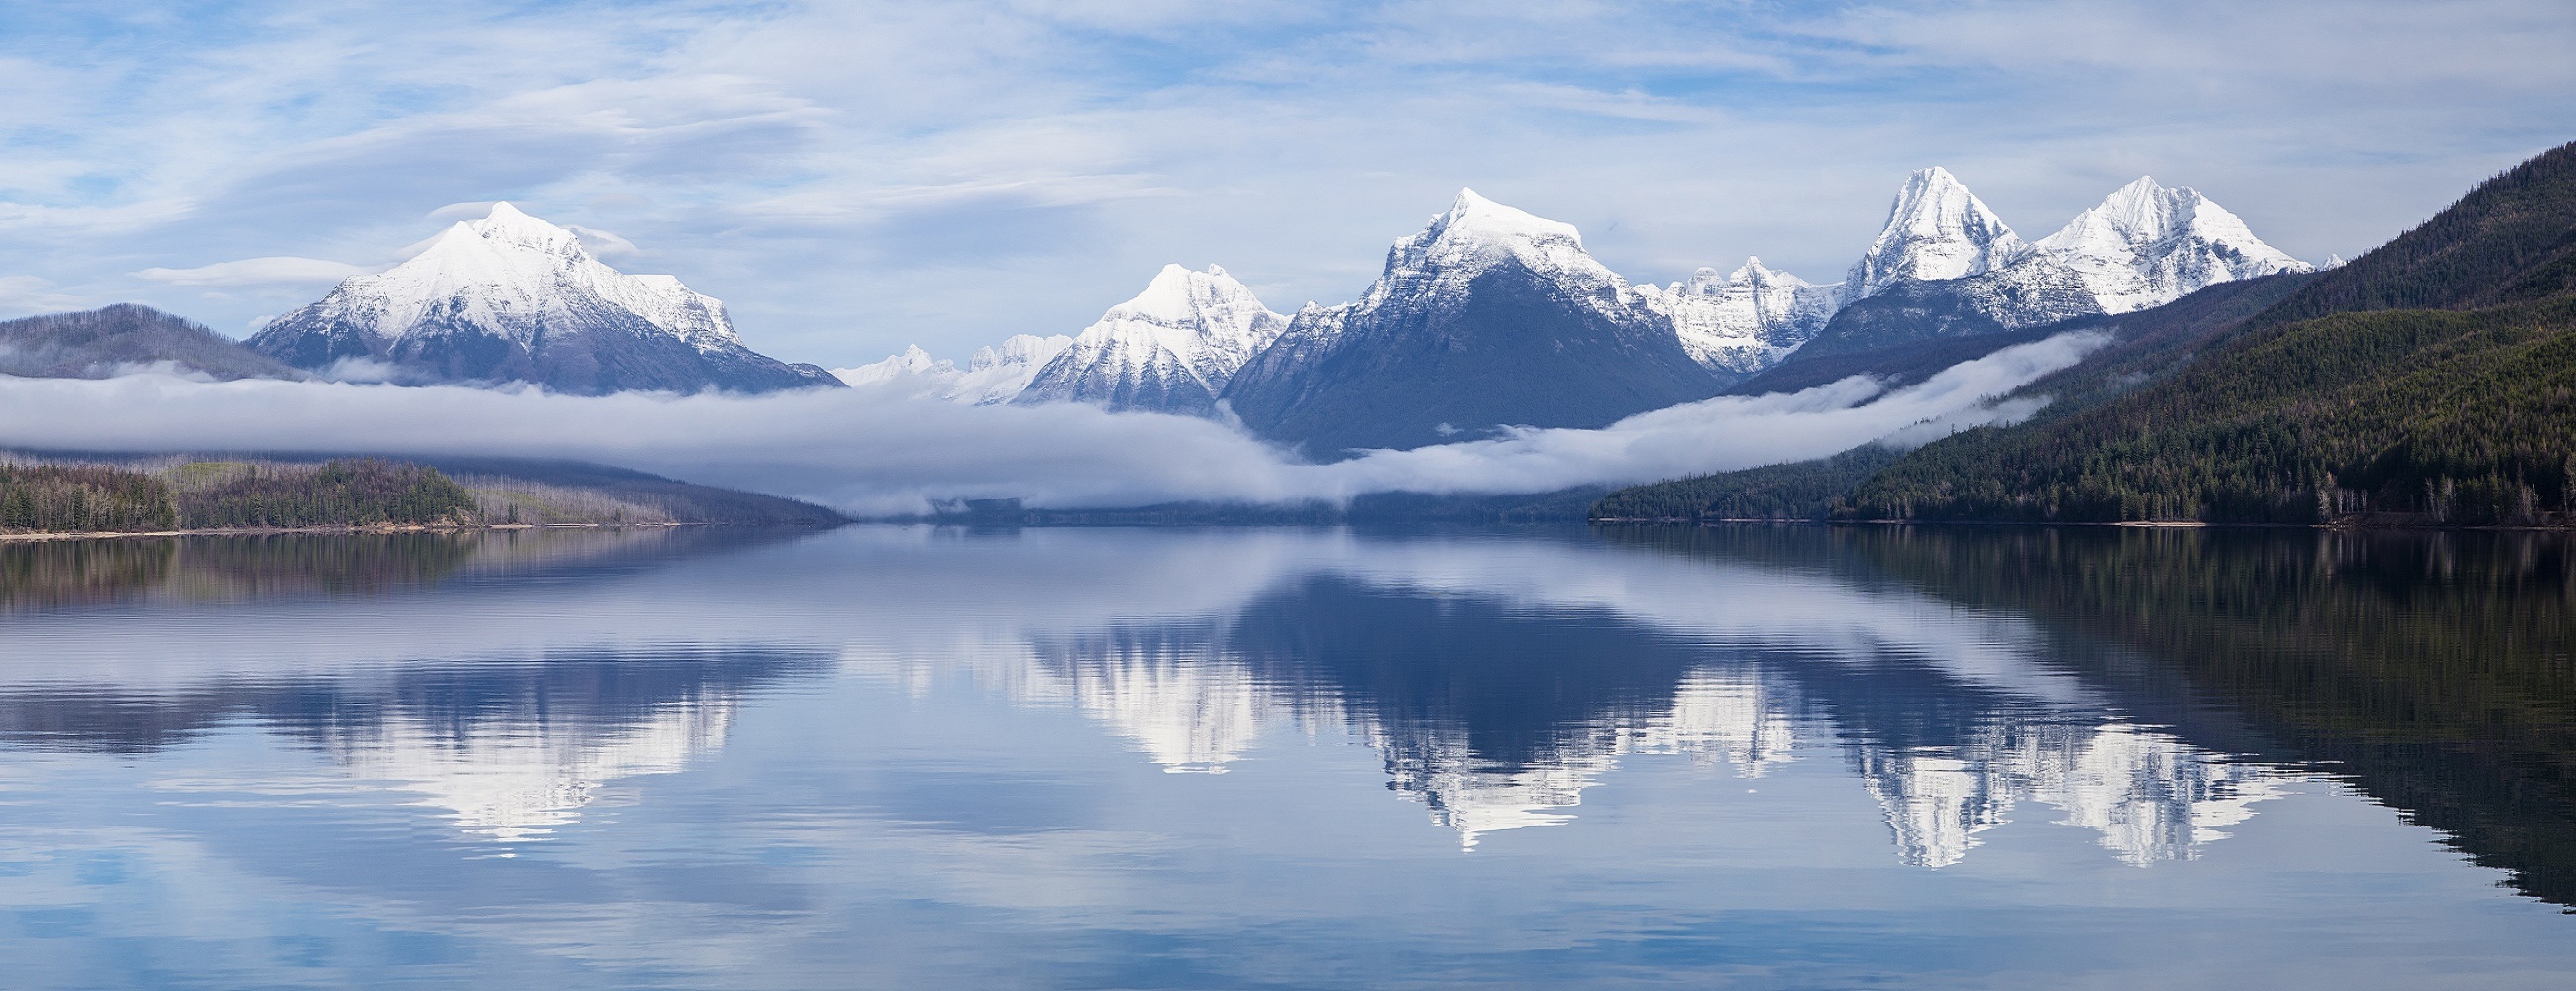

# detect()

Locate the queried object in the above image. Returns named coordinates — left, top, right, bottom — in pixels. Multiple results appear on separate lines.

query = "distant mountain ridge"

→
left=1015, top=264, right=1288, bottom=415
left=853, top=170, right=2311, bottom=454
left=1221, top=189, right=1729, bottom=454
left=1598, top=139, right=2576, bottom=528
left=1789, top=172, right=2311, bottom=360
left=248, top=203, right=841, bottom=395
left=0, top=304, right=306, bottom=382
left=1644, top=258, right=1839, bottom=375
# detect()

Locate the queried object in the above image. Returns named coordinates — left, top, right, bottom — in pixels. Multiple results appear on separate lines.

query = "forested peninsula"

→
left=0, top=456, right=843, bottom=538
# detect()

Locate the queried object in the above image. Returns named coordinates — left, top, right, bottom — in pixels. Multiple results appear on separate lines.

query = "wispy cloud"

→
left=0, top=276, right=85, bottom=313
left=0, top=1, right=2563, bottom=360
left=0, top=332, right=2100, bottom=514
left=131, top=256, right=373, bottom=287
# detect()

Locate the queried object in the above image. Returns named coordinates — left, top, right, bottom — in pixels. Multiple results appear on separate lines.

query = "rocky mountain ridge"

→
left=853, top=171, right=2310, bottom=452
left=247, top=204, right=841, bottom=395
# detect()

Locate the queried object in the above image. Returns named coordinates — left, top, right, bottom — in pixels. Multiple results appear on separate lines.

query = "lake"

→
left=1, top=523, right=2570, bottom=988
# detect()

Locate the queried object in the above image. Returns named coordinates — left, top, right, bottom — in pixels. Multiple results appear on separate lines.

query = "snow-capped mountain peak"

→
left=832, top=335, right=1077, bottom=405
left=1392, top=188, right=1589, bottom=276
left=2037, top=176, right=2252, bottom=255
left=971, top=333, right=1074, bottom=373
left=1012, top=264, right=1288, bottom=414
left=1848, top=167, right=2029, bottom=299
left=2034, top=176, right=2311, bottom=313
left=1101, top=264, right=1276, bottom=342
left=246, top=203, right=837, bottom=394
left=305, top=203, right=742, bottom=351
left=1646, top=255, right=1840, bottom=374
left=1727, top=256, right=1808, bottom=290
left=470, top=201, right=585, bottom=254
left=1362, top=188, right=1639, bottom=323
left=1429, top=188, right=1583, bottom=250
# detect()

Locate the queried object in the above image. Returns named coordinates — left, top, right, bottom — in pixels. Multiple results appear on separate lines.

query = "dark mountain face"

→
left=1223, top=260, right=1728, bottom=457
left=1795, top=261, right=2103, bottom=360
left=0, top=304, right=306, bottom=382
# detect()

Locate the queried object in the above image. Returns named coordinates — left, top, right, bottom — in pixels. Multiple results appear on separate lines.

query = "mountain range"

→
left=1598, top=139, right=2576, bottom=527
left=3, top=168, right=2312, bottom=459
left=850, top=170, right=2312, bottom=455
left=247, top=204, right=841, bottom=395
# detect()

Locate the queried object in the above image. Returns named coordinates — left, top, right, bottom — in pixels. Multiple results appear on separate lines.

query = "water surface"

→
left=1, top=524, right=2570, bottom=988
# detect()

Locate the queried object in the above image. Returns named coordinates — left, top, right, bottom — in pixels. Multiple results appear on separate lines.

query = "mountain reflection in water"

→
left=918, top=548, right=2297, bottom=863
left=0, top=524, right=2568, bottom=988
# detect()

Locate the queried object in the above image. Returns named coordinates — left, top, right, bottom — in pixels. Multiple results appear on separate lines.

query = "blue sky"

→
left=1, top=0, right=2570, bottom=367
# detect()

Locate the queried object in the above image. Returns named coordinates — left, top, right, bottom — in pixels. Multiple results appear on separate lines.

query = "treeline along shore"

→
left=0, top=456, right=845, bottom=537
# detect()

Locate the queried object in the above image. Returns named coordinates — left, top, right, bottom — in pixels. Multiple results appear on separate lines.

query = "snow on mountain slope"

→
left=2033, top=177, right=2313, bottom=313
left=1847, top=168, right=2029, bottom=301
left=249, top=203, right=837, bottom=395
left=833, top=345, right=958, bottom=397
left=1641, top=257, right=1842, bottom=374
left=1361, top=188, right=1649, bottom=323
left=1013, top=264, right=1288, bottom=415
left=1807, top=170, right=2314, bottom=352
left=833, top=334, right=1073, bottom=405
left=953, top=334, right=1076, bottom=404
left=1220, top=189, right=1725, bottom=454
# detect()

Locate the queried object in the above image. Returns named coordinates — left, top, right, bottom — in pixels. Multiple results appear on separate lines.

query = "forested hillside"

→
left=1837, top=140, right=2576, bottom=525
left=2, top=456, right=847, bottom=534
left=1592, top=273, right=2311, bottom=522
left=1842, top=297, right=2576, bottom=523
left=174, top=460, right=479, bottom=529
left=3, top=460, right=476, bottom=533
left=1591, top=445, right=1901, bottom=521
left=1595, top=141, right=2576, bottom=527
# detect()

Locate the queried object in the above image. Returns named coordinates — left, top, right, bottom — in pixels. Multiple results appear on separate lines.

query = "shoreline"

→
left=1585, top=517, right=2576, bottom=533
left=0, top=521, right=700, bottom=544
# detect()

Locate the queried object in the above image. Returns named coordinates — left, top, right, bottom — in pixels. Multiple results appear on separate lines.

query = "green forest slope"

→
left=1594, top=273, right=2311, bottom=521
left=1596, top=139, right=2576, bottom=527
left=1841, top=140, right=2576, bottom=525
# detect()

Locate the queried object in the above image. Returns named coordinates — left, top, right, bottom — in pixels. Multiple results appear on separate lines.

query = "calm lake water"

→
left=1, top=523, right=2571, bottom=989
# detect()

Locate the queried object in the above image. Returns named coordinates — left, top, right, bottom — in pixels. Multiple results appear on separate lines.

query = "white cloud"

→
left=130, top=256, right=375, bottom=287
left=0, top=331, right=2101, bottom=515
left=566, top=225, right=641, bottom=257
left=426, top=201, right=502, bottom=221
left=0, top=1, right=2563, bottom=367
left=0, top=275, right=86, bottom=315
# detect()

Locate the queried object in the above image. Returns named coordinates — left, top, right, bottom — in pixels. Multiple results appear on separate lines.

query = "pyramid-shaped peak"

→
left=2033, top=174, right=2311, bottom=313
left=2041, top=176, right=2274, bottom=254
left=1729, top=256, right=1783, bottom=283
left=469, top=201, right=582, bottom=252
left=1119, top=264, right=1265, bottom=323
left=2082, top=176, right=2214, bottom=235
left=1891, top=167, right=1992, bottom=211
left=1886, top=168, right=2010, bottom=230
left=1432, top=188, right=1582, bottom=246
left=2112, top=174, right=2169, bottom=198
left=1850, top=167, right=2027, bottom=297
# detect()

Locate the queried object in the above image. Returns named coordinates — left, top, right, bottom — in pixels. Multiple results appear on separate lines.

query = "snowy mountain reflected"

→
left=872, top=565, right=2296, bottom=861
left=0, top=524, right=2569, bottom=989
